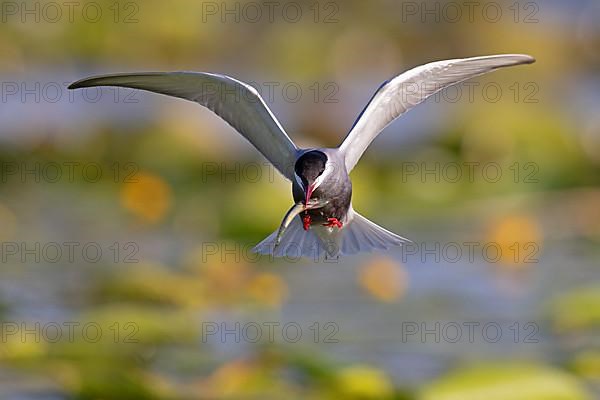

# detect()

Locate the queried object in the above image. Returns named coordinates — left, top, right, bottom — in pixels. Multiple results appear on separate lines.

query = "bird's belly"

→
left=292, top=184, right=352, bottom=224
left=305, top=201, right=348, bottom=223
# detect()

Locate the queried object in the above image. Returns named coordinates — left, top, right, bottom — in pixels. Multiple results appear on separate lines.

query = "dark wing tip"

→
left=521, top=54, right=536, bottom=64
left=68, top=72, right=174, bottom=90
left=68, top=77, right=97, bottom=90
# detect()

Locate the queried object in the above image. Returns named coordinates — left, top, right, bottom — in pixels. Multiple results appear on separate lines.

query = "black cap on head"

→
left=295, top=150, right=327, bottom=185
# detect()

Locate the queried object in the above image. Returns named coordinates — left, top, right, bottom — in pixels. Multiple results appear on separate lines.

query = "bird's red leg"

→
left=323, top=217, right=343, bottom=229
left=302, top=213, right=312, bottom=231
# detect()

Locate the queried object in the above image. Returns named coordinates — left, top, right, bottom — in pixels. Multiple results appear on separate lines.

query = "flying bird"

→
left=69, top=54, right=535, bottom=258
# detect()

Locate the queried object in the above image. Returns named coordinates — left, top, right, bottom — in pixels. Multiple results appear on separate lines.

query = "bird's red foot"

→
left=302, top=214, right=312, bottom=231
left=323, top=217, right=343, bottom=229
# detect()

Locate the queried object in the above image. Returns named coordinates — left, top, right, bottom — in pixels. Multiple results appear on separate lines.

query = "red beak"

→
left=304, top=183, right=315, bottom=206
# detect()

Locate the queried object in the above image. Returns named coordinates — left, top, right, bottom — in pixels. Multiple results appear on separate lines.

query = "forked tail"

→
left=253, top=208, right=409, bottom=259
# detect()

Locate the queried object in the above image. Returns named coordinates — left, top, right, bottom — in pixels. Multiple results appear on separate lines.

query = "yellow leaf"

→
left=337, top=364, right=394, bottom=399
left=120, top=171, right=172, bottom=224
left=358, top=257, right=407, bottom=302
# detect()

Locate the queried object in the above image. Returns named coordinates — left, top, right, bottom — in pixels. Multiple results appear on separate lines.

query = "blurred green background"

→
left=0, top=0, right=599, bottom=398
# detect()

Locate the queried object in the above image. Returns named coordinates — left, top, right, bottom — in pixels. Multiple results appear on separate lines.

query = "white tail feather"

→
left=252, top=208, right=409, bottom=259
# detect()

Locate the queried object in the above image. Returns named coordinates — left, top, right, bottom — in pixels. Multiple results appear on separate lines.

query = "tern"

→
left=69, top=54, right=535, bottom=258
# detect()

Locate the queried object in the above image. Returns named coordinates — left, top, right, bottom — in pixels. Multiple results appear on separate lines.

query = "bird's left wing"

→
left=338, top=54, right=535, bottom=172
left=69, top=72, right=299, bottom=179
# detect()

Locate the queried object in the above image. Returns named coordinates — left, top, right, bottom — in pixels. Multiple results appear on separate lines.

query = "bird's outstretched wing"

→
left=69, top=72, right=299, bottom=179
left=338, top=54, right=535, bottom=172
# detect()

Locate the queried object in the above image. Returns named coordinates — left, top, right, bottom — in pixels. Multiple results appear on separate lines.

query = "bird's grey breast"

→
left=292, top=148, right=352, bottom=222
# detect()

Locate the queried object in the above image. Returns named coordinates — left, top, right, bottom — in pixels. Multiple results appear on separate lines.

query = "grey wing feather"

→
left=339, top=54, right=535, bottom=172
left=69, top=72, right=299, bottom=179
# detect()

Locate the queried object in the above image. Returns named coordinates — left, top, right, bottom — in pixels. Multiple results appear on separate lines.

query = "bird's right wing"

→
left=339, top=54, right=535, bottom=172
left=69, top=72, right=299, bottom=179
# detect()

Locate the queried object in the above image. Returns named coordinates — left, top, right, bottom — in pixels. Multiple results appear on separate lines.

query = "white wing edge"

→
left=339, top=54, right=536, bottom=172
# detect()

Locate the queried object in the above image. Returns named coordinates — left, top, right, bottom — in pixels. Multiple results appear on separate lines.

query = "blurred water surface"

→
left=0, top=0, right=599, bottom=399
